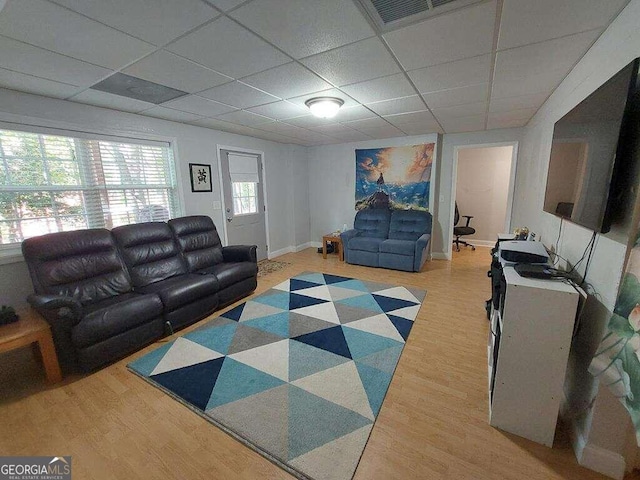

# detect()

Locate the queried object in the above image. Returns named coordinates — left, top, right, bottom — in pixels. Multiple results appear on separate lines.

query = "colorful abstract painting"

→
left=355, top=144, right=434, bottom=211
left=590, top=231, right=640, bottom=443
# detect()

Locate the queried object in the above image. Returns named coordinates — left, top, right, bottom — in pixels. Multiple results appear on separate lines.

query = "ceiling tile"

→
left=300, top=37, right=400, bottom=86
left=398, top=121, right=443, bottom=135
left=189, top=117, right=244, bottom=131
left=124, top=51, right=232, bottom=93
left=51, top=0, right=219, bottom=46
left=0, top=68, right=81, bottom=99
left=408, top=54, right=491, bottom=94
left=343, top=117, right=390, bottom=130
left=422, top=83, right=488, bottom=108
left=256, top=122, right=313, bottom=137
left=241, top=63, right=332, bottom=99
left=283, top=115, right=341, bottom=128
left=439, top=114, right=486, bottom=133
left=0, top=0, right=155, bottom=69
left=0, top=36, right=111, bottom=87
left=204, top=0, right=247, bottom=12
left=215, top=110, right=274, bottom=127
left=487, top=108, right=537, bottom=124
left=487, top=116, right=529, bottom=130
left=140, top=106, right=204, bottom=123
left=69, top=90, right=155, bottom=113
left=162, top=95, right=237, bottom=117
left=166, top=17, right=291, bottom=78
left=325, top=130, right=373, bottom=142
left=431, top=101, right=487, bottom=120
left=489, top=92, right=550, bottom=113
left=198, top=81, right=279, bottom=108
left=383, top=1, right=497, bottom=70
left=247, top=101, right=308, bottom=120
left=341, top=74, right=416, bottom=104
left=286, top=88, right=359, bottom=109
left=230, top=0, right=374, bottom=59
left=498, top=0, right=628, bottom=50
left=384, top=110, right=436, bottom=127
left=353, top=124, right=406, bottom=139
left=366, top=95, right=426, bottom=116
left=334, top=105, right=376, bottom=122
left=308, top=123, right=358, bottom=135
left=492, top=29, right=601, bottom=98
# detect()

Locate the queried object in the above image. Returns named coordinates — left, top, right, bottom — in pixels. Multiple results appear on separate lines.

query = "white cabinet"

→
left=488, top=266, right=580, bottom=446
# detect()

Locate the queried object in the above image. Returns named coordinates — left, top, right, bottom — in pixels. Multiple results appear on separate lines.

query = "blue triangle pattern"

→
left=333, top=279, right=370, bottom=292
left=295, top=273, right=327, bottom=284
left=205, top=358, right=284, bottom=410
left=220, top=303, right=245, bottom=321
left=128, top=342, right=173, bottom=376
left=323, top=273, right=353, bottom=285
left=289, top=339, right=350, bottom=381
left=387, top=314, right=414, bottom=341
left=184, top=323, right=238, bottom=355
left=372, top=294, right=418, bottom=312
left=293, top=326, right=352, bottom=359
left=342, top=325, right=403, bottom=359
left=288, top=385, right=371, bottom=460
left=357, top=345, right=404, bottom=374
left=289, top=292, right=327, bottom=310
left=243, top=312, right=290, bottom=338
left=152, top=357, right=225, bottom=411
left=289, top=279, right=322, bottom=291
left=355, top=362, right=392, bottom=417
left=337, top=294, right=384, bottom=313
left=254, top=291, right=290, bottom=310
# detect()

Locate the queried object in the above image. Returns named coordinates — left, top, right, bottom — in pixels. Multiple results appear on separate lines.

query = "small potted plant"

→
left=0, top=305, right=19, bottom=326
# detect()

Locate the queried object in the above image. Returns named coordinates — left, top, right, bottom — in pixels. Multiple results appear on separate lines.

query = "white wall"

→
left=456, top=146, right=512, bottom=244
left=510, top=0, right=640, bottom=476
left=307, top=134, right=438, bottom=248
left=0, top=88, right=309, bottom=308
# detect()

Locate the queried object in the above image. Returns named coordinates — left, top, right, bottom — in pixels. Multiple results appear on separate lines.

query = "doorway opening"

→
left=452, top=143, right=517, bottom=254
left=217, top=146, right=268, bottom=261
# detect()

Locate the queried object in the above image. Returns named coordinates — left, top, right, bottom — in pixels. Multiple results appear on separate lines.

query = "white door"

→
left=220, top=150, right=267, bottom=261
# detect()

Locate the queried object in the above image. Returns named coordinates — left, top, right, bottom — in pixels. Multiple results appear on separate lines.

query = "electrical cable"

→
left=553, top=217, right=563, bottom=266
left=568, top=231, right=597, bottom=275
left=581, top=233, right=598, bottom=287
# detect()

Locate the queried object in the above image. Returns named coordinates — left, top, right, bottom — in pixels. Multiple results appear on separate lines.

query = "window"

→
left=232, top=181, right=258, bottom=215
left=0, top=128, right=179, bottom=246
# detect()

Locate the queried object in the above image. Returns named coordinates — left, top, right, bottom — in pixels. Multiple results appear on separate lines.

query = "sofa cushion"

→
left=354, top=209, right=391, bottom=239
left=199, top=262, right=258, bottom=289
left=137, top=273, right=219, bottom=311
left=348, top=237, right=385, bottom=253
left=22, top=229, right=133, bottom=305
left=72, top=292, right=163, bottom=348
left=388, top=210, right=432, bottom=241
left=112, top=222, right=187, bottom=288
left=168, top=216, right=224, bottom=272
left=380, top=239, right=416, bottom=256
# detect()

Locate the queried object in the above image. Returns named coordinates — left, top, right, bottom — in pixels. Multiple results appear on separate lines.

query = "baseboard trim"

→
left=579, top=443, right=626, bottom=480
left=294, top=242, right=314, bottom=252
left=267, top=246, right=293, bottom=259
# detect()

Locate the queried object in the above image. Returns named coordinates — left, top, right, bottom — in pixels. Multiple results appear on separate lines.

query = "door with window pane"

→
left=220, top=150, right=267, bottom=261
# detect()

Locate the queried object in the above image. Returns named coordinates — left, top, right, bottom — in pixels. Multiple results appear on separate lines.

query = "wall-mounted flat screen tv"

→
left=543, top=58, right=640, bottom=234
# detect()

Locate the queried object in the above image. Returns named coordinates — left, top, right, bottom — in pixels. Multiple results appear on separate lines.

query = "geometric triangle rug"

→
left=128, top=272, right=426, bottom=480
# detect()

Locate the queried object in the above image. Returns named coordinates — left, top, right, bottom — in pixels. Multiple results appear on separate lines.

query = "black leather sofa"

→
left=22, top=215, right=257, bottom=373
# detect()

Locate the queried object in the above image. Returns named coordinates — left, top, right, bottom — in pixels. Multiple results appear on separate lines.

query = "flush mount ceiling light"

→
left=305, top=97, right=344, bottom=119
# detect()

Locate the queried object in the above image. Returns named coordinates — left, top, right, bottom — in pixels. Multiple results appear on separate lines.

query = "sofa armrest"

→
left=340, top=229, right=358, bottom=244
left=27, top=294, right=83, bottom=327
left=222, top=245, right=257, bottom=263
left=414, top=233, right=431, bottom=272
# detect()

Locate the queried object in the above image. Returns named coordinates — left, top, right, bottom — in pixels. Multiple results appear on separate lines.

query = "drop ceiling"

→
left=0, top=0, right=630, bottom=146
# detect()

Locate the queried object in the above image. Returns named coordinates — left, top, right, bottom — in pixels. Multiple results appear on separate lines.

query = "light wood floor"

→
left=0, top=248, right=637, bottom=479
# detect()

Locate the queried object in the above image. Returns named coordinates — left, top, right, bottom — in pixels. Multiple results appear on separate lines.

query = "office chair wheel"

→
left=471, top=245, right=476, bottom=251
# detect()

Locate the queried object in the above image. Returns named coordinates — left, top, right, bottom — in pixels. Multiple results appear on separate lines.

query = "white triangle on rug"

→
left=289, top=424, right=373, bottom=480
left=373, top=286, right=420, bottom=304
left=150, top=337, right=224, bottom=376
left=229, top=339, right=289, bottom=382
left=292, top=361, right=374, bottom=421
left=294, top=285, right=333, bottom=302
left=239, top=301, right=284, bottom=322
left=293, top=302, right=340, bottom=324
left=273, top=279, right=290, bottom=292
left=347, top=314, right=406, bottom=343
left=387, top=304, right=421, bottom=321
left=327, top=285, right=365, bottom=301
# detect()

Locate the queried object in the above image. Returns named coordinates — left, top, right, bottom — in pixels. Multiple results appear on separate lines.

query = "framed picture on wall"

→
left=189, top=163, right=212, bottom=192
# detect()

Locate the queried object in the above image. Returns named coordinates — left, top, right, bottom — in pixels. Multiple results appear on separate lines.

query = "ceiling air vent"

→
left=90, top=73, right=187, bottom=104
left=356, top=0, right=484, bottom=32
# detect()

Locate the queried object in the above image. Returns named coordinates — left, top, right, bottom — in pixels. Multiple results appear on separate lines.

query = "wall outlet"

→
left=212, top=200, right=221, bottom=210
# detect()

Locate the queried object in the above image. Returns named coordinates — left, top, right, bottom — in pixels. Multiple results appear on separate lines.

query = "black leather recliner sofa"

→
left=22, top=215, right=257, bottom=373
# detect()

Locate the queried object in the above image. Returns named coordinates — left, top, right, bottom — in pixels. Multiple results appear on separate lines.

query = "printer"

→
left=498, top=240, right=549, bottom=265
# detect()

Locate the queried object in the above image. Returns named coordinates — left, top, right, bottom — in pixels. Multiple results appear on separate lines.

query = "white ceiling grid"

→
left=0, top=0, right=630, bottom=145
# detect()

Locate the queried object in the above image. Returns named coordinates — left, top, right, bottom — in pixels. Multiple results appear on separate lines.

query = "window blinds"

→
left=228, top=152, right=259, bottom=183
left=0, top=128, right=178, bottom=245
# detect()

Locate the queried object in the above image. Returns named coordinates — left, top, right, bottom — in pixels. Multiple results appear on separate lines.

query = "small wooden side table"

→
left=0, top=309, right=62, bottom=383
left=322, top=233, right=344, bottom=261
